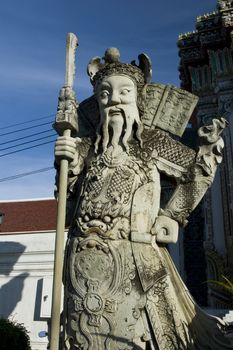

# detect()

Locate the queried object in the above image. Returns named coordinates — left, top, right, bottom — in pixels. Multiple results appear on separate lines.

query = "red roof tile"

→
left=0, top=199, right=57, bottom=233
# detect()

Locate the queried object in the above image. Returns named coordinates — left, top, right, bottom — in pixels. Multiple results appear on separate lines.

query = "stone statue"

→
left=54, top=48, right=232, bottom=349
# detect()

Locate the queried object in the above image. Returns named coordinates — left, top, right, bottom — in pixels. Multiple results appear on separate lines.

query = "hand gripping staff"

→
left=50, top=33, right=78, bottom=350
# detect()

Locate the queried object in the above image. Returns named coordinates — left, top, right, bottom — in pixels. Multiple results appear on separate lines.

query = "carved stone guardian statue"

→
left=54, top=47, right=233, bottom=349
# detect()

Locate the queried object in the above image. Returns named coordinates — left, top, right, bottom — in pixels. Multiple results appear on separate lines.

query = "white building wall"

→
left=0, top=231, right=58, bottom=350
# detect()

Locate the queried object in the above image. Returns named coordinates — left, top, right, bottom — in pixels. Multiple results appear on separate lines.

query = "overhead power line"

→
left=0, top=134, right=56, bottom=152
left=0, top=167, right=54, bottom=183
left=0, top=140, right=56, bottom=158
left=0, top=121, right=53, bottom=137
left=0, top=129, right=54, bottom=146
left=0, top=114, right=55, bottom=131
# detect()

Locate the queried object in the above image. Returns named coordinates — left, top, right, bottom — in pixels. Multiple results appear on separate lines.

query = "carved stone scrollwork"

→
left=160, top=118, right=227, bottom=226
left=55, top=87, right=78, bottom=135
left=196, top=117, right=226, bottom=176
left=65, top=237, right=148, bottom=350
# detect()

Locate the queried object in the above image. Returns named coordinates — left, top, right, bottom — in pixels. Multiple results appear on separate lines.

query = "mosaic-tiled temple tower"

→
left=178, top=0, right=233, bottom=308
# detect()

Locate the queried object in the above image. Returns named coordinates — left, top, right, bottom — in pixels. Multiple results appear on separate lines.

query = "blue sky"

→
left=0, top=0, right=217, bottom=200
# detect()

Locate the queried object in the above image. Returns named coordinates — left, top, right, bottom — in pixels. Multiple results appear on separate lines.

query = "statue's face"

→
left=95, top=75, right=141, bottom=153
left=97, top=75, right=137, bottom=111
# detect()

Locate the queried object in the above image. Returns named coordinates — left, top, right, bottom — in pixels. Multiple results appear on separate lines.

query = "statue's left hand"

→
left=151, top=215, right=179, bottom=244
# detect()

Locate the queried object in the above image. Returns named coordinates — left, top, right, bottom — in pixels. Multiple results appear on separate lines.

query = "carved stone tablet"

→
left=142, top=83, right=199, bottom=136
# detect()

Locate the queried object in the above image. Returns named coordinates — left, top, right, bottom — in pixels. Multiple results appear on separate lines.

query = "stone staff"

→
left=50, top=32, right=78, bottom=350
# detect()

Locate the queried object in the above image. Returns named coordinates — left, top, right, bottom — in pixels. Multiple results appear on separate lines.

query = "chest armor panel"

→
left=76, top=153, right=147, bottom=238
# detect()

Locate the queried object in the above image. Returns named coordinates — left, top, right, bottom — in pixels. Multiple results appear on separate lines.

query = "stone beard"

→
left=94, top=75, right=143, bottom=154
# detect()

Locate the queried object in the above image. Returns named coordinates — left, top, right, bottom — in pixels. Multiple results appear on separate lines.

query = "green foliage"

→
left=0, top=318, right=31, bottom=350
left=208, top=275, right=233, bottom=296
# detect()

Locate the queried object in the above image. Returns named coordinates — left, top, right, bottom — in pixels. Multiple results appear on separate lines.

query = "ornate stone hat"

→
left=87, top=47, right=152, bottom=90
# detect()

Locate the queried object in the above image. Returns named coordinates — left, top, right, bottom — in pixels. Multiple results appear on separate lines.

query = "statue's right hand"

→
left=54, top=136, right=78, bottom=164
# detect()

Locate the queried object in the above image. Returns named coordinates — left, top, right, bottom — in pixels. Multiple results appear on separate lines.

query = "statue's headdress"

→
left=87, top=47, right=152, bottom=92
left=78, top=47, right=198, bottom=139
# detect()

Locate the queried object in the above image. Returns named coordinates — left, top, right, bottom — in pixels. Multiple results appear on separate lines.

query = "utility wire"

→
left=0, top=129, right=55, bottom=146
left=0, top=121, right=53, bottom=137
left=0, top=140, right=56, bottom=158
left=0, top=134, right=56, bottom=152
left=0, top=167, right=54, bottom=183
left=0, top=114, right=55, bottom=131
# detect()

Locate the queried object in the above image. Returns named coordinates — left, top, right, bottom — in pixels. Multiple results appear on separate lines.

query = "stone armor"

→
left=59, top=128, right=232, bottom=350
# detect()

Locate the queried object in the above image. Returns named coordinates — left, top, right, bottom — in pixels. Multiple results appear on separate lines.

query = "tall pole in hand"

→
left=50, top=33, right=78, bottom=350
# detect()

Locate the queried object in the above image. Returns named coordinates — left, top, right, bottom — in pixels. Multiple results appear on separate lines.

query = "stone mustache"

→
left=54, top=48, right=232, bottom=350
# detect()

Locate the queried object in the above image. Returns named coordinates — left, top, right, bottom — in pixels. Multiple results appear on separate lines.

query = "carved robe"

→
left=60, top=128, right=232, bottom=350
